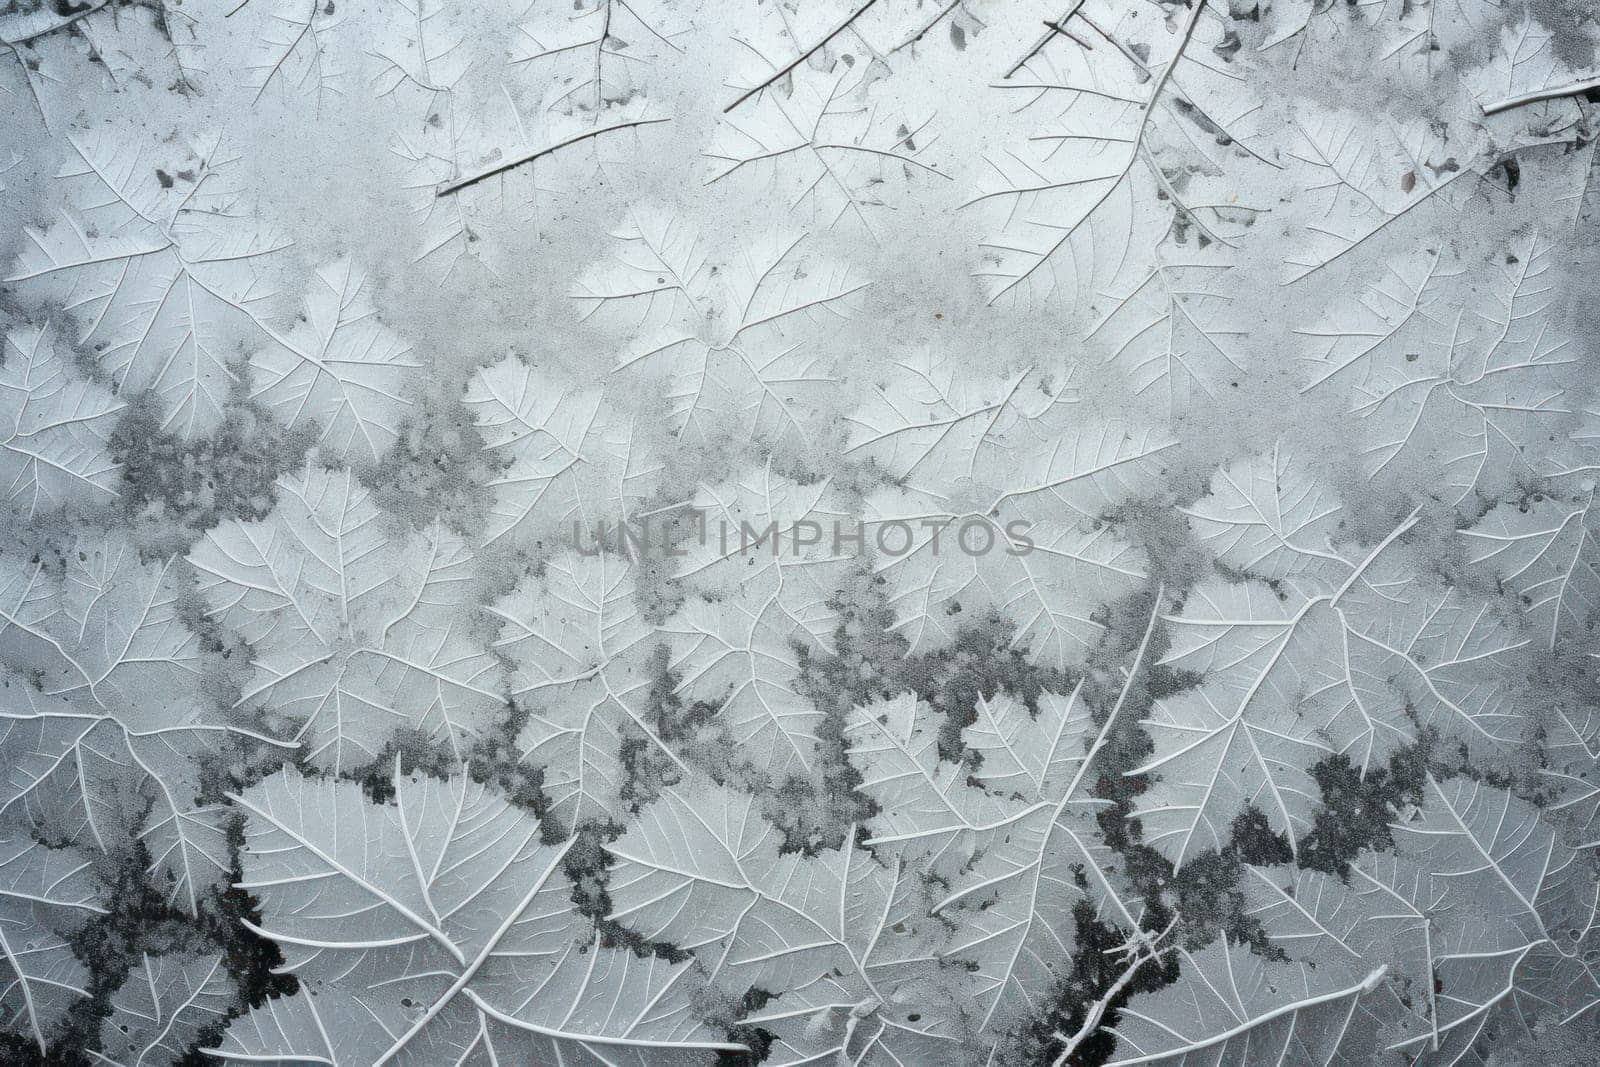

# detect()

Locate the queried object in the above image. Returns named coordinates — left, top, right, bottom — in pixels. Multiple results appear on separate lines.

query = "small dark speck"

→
left=156, top=169, right=174, bottom=188
left=949, top=23, right=965, bottom=51
left=324, top=0, right=335, bottom=13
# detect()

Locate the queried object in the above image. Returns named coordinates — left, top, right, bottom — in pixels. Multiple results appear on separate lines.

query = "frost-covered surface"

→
left=0, top=0, right=1598, bottom=1063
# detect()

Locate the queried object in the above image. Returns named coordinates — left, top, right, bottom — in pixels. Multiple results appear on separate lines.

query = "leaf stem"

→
left=1482, top=74, right=1600, bottom=116
left=1004, top=2, right=1087, bottom=79
left=723, top=0, right=883, bottom=113
left=1050, top=916, right=1178, bottom=1067
left=436, top=117, right=670, bottom=197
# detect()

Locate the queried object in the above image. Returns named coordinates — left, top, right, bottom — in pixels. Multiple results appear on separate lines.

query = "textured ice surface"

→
left=1, top=1, right=1599, bottom=1063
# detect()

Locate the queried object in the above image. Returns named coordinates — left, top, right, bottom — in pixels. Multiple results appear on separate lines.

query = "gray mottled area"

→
left=0, top=1, right=1599, bottom=1064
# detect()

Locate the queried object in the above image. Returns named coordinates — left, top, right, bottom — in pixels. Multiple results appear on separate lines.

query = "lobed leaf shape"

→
left=733, top=927, right=961, bottom=1063
left=1249, top=860, right=1556, bottom=1059
left=574, top=212, right=867, bottom=443
left=380, top=26, right=671, bottom=273
left=953, top=410, right=1169, bottom=519
left=847, top=687, right=1142, bottom=1054
left=607, top=780, right=948, bottom=1009
left=93, top=952, right=234, bottom=1066
left=970, top=0, right=1267, bottom=308
left=0, top=325, right=123, bottom=517
left=843, top=350, right=1120, bottom=499
left=489, top=549, right=683, bottom=832
left=1469, top=17, right=1593, bottom=146
left=370, top=0, right=472, bottom=115
left=1281, top=107, right=1484, bottom=285
left=0, top=533, right=204, bottom=713
left=1105, top=939, right=1388, bottom=1066
left=861, top=418, right=1168, bottom=669
left=0, top=830, right=106, bottom=1052
left=663, top=575, right=826, bottom=781
left=862, top=500, right=1140, bottom=670
left=1132, top=507, right=1526, bottom=867
left=847, top=692, right=1018, bottom=869
left=513, top=0, right=685, bottom=117
left=1246, top=854, right=1443, bottom=981
left=607, top=781, right=960, bottom=1066
left=715, top=0, right=912, bottom=107
left=0, top=527, right=264, bottom=917
left=1296, top=232, right=1574, bottom=503
left=842, top=350, right=1050, bottom=495
left=1085, top=253, right=1248, bottom=417
left=190, top=463, right=503, bottom=773
left=672, top=463, right=851, bottom=649
left=1463, top=487, right=1598, bottom=652
left=35, top=3, right=207, bottom=94
left=218, top=764, right=742, bottom=1066
left=1180, top=445, right=1346, bottom=581
left=252, top=259, right=420, bottom=463
left=5, top=132, right=290, bottom=437
left=244, top=0, right=347, bottom=104
left=1249, top=776, right=1600, bottom=1058
left=1256, top=0, right=1435, bottom=60
left=1541, top=706, right=1600, bottom=848
left=463, top=356, right=661, bottom=546
left=1391, top=776, right=1594, bottom=957
left=970, top=51, right=1162, bottom=309
left=707, top=62, right=942, bottom=237
left=0, top=672, right=260, bottom=915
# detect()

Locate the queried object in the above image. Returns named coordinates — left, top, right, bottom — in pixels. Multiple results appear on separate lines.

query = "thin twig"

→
left=1045, top=19, right=1095, bottom=51
left=723, top=0, right=882, bottom=113
left=1003, top=1, right=1085, bottom=79
left=1050, top=918, right=1178, bottom=1067
left=1482, top=73, right=1600, bottom=116
left=1076, top=11, right=1150, bottom=81
left=435, top=116, right=669, bottom=196
left=888, top=0, right=961, bottom=55
left=1059, top=583, right=1165, bottom=805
